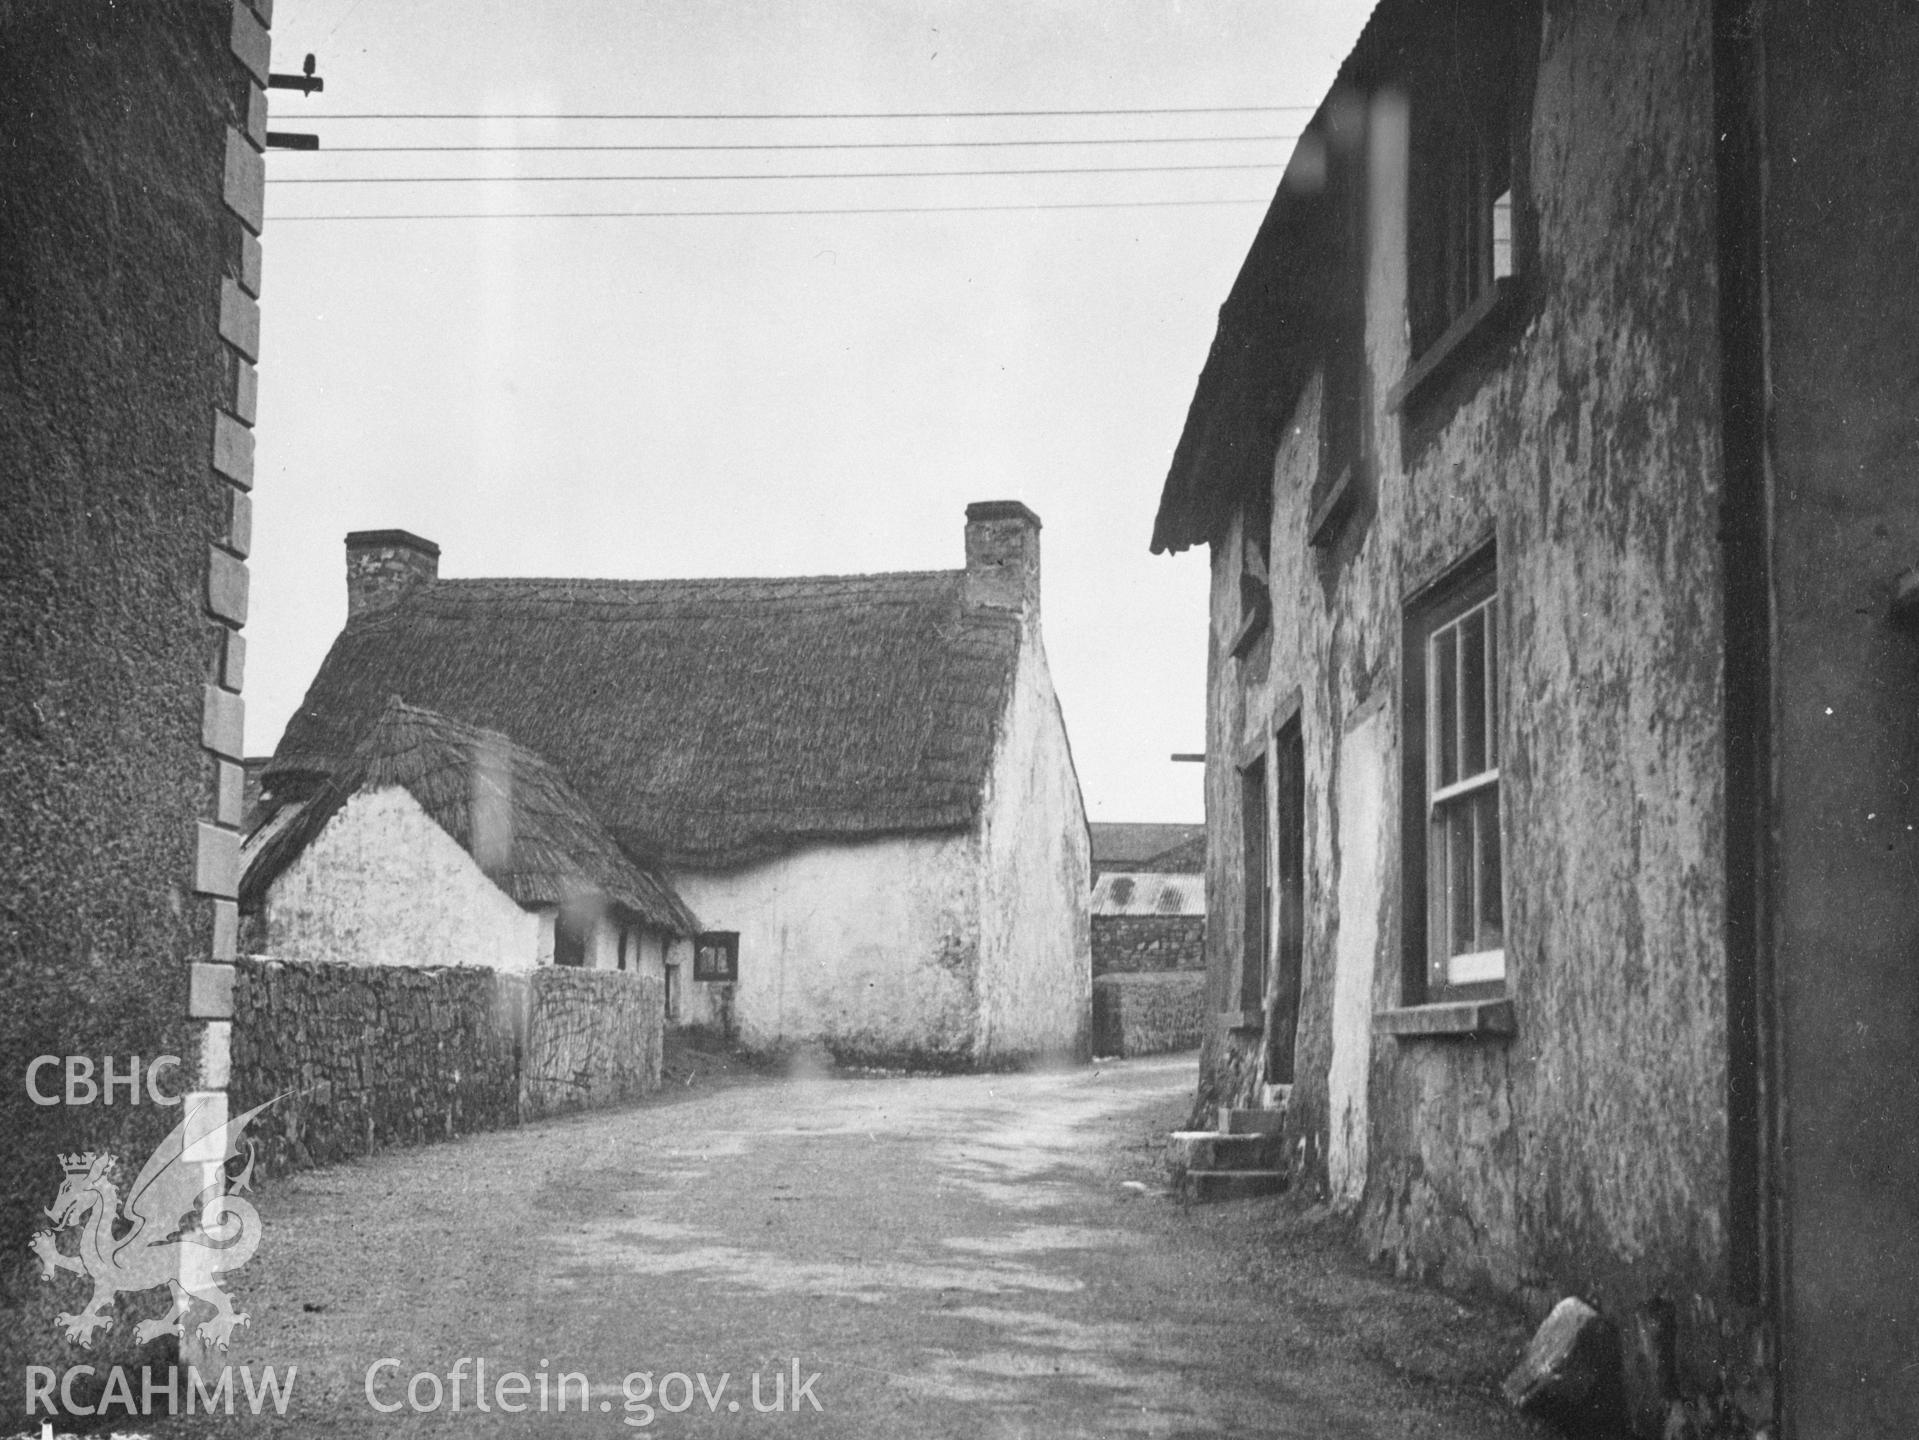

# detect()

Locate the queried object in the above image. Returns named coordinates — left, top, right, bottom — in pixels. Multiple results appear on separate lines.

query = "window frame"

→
left=553, top=909, right=589, bottom=969
left=1390, top=0, right=1535, bottom=415
left=1401, top=547, right=1506, bottom=1006
left=693, top=931, right=739, bottom=983
left=1409, top=102, right=1514, bottom=361
left=1309, top=104, right=1371, bottom=551
left=1230, top=491, right=1273, bottom=658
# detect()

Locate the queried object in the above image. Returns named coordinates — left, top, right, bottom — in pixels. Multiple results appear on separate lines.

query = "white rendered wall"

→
left=263, top=785, right=540, bottom=970
left=664, top=935, right=695, bottom=1024
left=1328, top=703, right=1388, bottom=1211
left=974, top=626, right=1092, bottom=1063
left=669, top=832, right=980, bottom=1062
left=586, top=912, right=621, bottom=970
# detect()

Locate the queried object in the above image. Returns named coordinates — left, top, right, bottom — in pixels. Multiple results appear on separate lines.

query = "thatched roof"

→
left=243, top=698, right=697, bottom=934
left=265, top=571, right=1025, bottom=869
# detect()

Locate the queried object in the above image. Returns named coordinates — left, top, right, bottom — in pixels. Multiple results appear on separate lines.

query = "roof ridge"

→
left=270, top=559, right=1027, bottom=867
left=427, top=567, right=963, bottom=591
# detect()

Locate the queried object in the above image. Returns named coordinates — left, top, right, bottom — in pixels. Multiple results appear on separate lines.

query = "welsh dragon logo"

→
left=31, top=1096, right=277, bottom=1349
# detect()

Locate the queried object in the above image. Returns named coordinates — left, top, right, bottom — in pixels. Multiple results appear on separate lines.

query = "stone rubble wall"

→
left=1091, top=971, right=1206, bottom=1058
left=230, top=957, right=661, bottom=1173
left=1092, top=915, right=1205, bottom=975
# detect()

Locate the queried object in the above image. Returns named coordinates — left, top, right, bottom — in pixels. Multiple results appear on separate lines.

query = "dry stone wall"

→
left=230, top=958, right=661, bottom=1173
left=1091, top=971, right=1205, bottom=1057
left=1092, top=916, right=1205, bottom=975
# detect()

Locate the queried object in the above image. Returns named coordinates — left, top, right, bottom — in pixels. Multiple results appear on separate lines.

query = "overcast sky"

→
left=250, top=0, right=1375, bottom=823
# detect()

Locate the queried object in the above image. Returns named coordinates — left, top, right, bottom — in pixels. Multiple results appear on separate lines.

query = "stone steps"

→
left=1166, top=1130, right=1282, bottom=1172
left=1218, top=1106, right=1287, bottom=1135
left=1167, top=1089, right=1291, bottom=1204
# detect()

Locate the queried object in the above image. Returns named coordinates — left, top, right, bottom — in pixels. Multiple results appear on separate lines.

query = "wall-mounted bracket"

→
left=268, top=52, right=323, bottom=94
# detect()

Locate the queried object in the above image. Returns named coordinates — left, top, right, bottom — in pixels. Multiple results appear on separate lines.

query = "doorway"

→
left=1268, top=716, right=1305, bottom=1084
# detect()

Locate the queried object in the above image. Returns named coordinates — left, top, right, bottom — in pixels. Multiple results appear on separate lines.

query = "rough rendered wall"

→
left=262, top=786, right=541, bottom=969
left=975, top=627, right=1093, bottom=1064
left=0, top=0, right=261, bottom=1395
left=229, top=960, right=663, bottom=1172
left=1192, top=507, right=1263, bottom=1127
left=1762, top=5, right=1919, bottom=1432
left=1202, top=0, right=1732, bottom=1327
left=669, top=833, right=984, bottom=1067
left=1091, top=916, right=1204, bottom=974
left=523, top=969, right=664, bottom=1117
left=1375, top=0, right=1728, bottom=1320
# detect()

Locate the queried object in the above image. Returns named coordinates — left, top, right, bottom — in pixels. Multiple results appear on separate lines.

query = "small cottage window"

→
left=1403, top=550, right=1504, bottom=998
left=1395, top=0, right=1532, bottom=410
left=1411, top=107, right=1513, bottom=358
left=1309, top=117, right=1369, bottom=550
left=694, top=931, right=739, bottom=983
left=554, top=910, right=589, bottom=969
left=1231, top=490, right=1273, bottom=657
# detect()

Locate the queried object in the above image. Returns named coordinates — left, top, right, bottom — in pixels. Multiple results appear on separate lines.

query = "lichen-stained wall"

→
left=1195, top=384, right=1341, bottom=1139
left=1200, top=0, right=1733, bottom=1325
left=1372, top=0, right=1730, bottom=1318
left=975, top=628, right=1093, bottom=1064
left=262, top=786, right=543, bottom=970
left=669, top=833, right=984, bottom=1067
left=1761, top=5, right=1919, bottom=1432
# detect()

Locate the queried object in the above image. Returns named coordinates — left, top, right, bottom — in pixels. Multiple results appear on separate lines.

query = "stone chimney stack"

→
left=963, top=501, right=1042, bottom=616
left=345, top=529, right=440, bottom=619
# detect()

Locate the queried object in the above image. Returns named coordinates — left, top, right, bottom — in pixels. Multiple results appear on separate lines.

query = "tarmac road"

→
left=131, top=1053, right=1546, bottom=1439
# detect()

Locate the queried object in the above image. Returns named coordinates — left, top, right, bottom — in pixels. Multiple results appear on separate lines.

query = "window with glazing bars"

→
left=1425, top=588, right=1503, bottom=987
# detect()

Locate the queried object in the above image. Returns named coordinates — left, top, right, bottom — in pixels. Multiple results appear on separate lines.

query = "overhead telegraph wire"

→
left=273, top=196, right=1273, bottom=222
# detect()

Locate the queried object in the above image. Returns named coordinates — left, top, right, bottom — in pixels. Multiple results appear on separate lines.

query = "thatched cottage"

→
left=241, top=697, right=697, bottom=972
left=251, top=503, right=1092, bottom=1068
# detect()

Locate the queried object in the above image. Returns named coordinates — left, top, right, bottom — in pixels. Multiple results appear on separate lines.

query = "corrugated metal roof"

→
left=1091, top=871, right=1205, bottom=917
